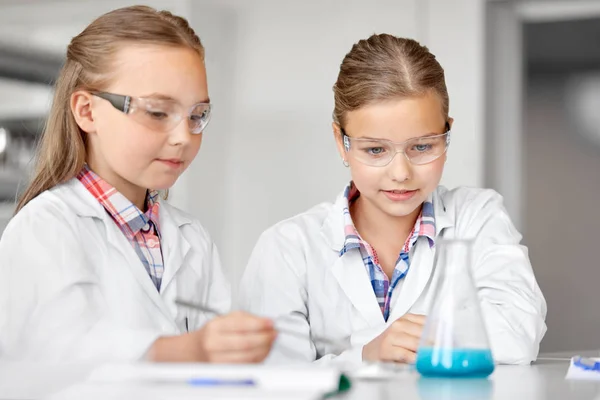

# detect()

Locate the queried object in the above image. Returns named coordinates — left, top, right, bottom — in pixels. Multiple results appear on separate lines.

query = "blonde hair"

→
left=332, top=34, right=449, bottom=127
left=16, top=5, right=204, bottom=213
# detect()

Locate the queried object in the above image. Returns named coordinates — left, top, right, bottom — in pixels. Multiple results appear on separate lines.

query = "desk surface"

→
left=1, top=357, right=600, bottom=400
left=336, top=359, right=600, bottom=400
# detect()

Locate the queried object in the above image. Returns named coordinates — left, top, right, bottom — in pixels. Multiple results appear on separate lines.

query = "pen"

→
left=187, top=377, right=256, bottom=386
left=174, top=298, right=340, bottom=347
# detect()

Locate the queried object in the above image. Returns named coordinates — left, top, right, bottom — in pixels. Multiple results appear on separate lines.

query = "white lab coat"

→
left=238, top=185, right=547, bottom=368
left=0, top=178, right=230, bottom=362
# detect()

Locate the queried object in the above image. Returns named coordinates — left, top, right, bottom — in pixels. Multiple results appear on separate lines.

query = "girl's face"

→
left=73, top=44, right=208, bottom=201
left=334, top=92, right=452, bottom=221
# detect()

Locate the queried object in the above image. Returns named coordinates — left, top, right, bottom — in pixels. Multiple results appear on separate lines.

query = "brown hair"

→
left=332, top=34, right=449, bottom=127
left=16, top=5, right=204, bottom=213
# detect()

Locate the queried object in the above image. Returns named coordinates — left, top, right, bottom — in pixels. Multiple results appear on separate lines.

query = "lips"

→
left=157, top=159, right=184, bottom=169
left=382, top=189, right=419, bottom=201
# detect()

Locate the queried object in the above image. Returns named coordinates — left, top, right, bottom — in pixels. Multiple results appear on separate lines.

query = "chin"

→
left=382, top=206, right=421, bottom=218
left=377, top=198, right=424, bottom=218
left=147, top=178, right=178, bottom=191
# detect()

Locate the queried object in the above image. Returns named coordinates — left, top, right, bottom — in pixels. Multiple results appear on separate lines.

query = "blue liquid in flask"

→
left=416, top=347, right=495, bottom=378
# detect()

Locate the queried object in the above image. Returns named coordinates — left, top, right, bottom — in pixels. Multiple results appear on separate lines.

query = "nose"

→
left=387, top=150, right=412, bottom=182
left=168, top=118, right=193, bottom=146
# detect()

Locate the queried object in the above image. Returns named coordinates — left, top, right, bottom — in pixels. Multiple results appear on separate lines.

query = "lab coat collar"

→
left=321, top=184, right=455, bottom=325
left=320, top=184, right=454, bottom=252
left=58, top=178, right=192, bottom=228
left=53, top=178, right=192, bottom=321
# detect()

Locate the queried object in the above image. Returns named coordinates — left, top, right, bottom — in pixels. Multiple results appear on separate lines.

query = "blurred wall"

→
left=522, top=14, right=600, bottom=352
left=176, top=0, right=485, bottom=296
left=525, top=73, right=600, bottom=352
left=0, top=0, right=486, bottom=298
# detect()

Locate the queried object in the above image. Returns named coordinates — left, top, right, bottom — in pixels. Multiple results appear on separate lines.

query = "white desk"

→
left=1, top=358, right=599, bottom=400
left=0, top=361, right=95, bottom=400
left=335, top=359, right=600, bottom=400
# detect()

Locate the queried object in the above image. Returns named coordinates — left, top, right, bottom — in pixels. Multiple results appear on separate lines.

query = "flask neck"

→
left=436, top=239, right=473, bottom=277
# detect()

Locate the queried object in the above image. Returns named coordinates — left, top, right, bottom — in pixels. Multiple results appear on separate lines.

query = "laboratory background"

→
left=0, top=0, right=599, bottom=357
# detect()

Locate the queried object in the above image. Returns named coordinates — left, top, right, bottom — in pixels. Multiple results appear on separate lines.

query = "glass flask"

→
left=415, top=239, right=495, bottom=378
left=417, top=377, right=493, bottom=400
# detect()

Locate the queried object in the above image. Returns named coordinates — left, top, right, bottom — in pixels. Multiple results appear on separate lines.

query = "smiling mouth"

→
left=382, top=189, right=419, bottom=201
left=157, top=159, right=184, bottom=168
left=385, top=189, right=416, bottom=193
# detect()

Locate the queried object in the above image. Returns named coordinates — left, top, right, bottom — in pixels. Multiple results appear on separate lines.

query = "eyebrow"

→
left=343, top=121, right=450, bottom=141
left=350, top=132, right=444, bottom=141
left=142, top=92, right=211, bottom=104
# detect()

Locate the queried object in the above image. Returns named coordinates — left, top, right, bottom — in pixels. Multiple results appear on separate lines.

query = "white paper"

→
left=85, top=362, right=341, bottom=391
left=45, top=362, right=342, bottom=400
left=565, top=357, right=600, bottom=380
left=47, top=383, right=324, bottom=400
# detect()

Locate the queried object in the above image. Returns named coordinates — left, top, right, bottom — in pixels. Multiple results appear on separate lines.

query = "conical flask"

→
left=415, top=239, right=495, bottom=378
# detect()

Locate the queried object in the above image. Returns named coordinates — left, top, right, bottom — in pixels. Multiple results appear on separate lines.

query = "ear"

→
left=332, top=122, right=347, bottom=162
left=70, top=90, right=97, bottom=134
left=444, top=117, right=454, bottom=163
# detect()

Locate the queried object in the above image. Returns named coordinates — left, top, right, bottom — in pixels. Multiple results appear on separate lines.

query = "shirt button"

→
left=142, top=223, right=151, bottom=233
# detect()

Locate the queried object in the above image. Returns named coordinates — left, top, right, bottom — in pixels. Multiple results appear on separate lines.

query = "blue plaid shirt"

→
left=339, top=183, right=436, bottom=321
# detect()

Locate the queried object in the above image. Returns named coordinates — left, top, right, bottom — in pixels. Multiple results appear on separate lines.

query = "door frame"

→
left=485, top=0, right=600, bottom=231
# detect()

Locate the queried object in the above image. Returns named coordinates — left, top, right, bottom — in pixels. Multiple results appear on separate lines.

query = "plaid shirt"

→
left=77, top=165, right=164, bottom=291
left=339, top=183, right=436, bottom=321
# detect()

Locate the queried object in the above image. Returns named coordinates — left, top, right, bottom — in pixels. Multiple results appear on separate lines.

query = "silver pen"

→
left=174, top=298, right=340, bottom=347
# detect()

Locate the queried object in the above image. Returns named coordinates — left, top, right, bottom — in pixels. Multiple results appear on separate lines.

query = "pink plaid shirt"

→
left=77, top=165, right=164, bottom=291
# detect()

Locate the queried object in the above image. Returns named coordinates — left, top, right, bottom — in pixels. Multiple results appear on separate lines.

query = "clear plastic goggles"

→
left=92, top=91, right=211, bottom=134
left=342, top=123, right=451, bottom=167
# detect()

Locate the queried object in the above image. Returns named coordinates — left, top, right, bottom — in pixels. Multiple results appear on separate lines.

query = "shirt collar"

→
left=77, top=164, right=161, bottom=239
left=340, top=181, right=436, bottom=256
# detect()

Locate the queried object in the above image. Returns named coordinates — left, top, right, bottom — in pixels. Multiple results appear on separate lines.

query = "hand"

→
left=149, top=311, right=277, bottom=363
left=194, top=311, right=277, bottom=363
left=362, top=313, right=426, bottom=363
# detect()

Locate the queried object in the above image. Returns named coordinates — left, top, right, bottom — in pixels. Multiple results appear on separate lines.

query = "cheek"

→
left=188, top=135, right=203, bottom=157
left=99, top=121, right=165, bottom=163
left=349, top=164, right=381, bottom=190
left=415, top=158, right=445, bottom=184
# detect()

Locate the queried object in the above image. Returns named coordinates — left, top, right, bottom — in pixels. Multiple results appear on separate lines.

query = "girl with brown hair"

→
left=239, top=34, right=547, bottom=367
left=0, top=6, right=276, bottom=363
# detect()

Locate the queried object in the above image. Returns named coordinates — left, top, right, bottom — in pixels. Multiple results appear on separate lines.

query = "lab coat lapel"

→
left=331, top=251, right=385, bottom=327
left=388, top=241, right=435, bottom=321
left=158, top=203, right=191, bottom=292
left=64, top=179, right=175, bottom=323
left=103, top=213, right=175, bottom=322
left=322, top=189, right=384, bottom=327
left=388, top=188, right=455, bottom=321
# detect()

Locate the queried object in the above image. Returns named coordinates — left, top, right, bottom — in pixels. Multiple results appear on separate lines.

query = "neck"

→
left=351, top=196, right=422, bottom=249
left=86, top=157, right=147, bottom=212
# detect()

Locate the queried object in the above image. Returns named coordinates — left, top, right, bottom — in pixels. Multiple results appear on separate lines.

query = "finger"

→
left=388, top=332, right=420, bottom=352
left=209, top=343, right=274, bottom=364
left=390, top=318, right=424, bottom=338
left=380, top=345, right=417, bottom=364
left=403, top=313, right=427, bottom=325
left=205, top=330, right=277, bottom=353
left=212, top=312, right=274, bottom=333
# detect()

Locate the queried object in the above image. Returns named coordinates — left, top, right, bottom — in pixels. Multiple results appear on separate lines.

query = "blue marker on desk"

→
left=187, top=378, right=256, bottom=387
left=573, top=357, right=600, bottom=372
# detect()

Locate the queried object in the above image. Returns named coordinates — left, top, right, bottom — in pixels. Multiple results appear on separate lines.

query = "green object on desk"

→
left=322, top=373, right=352, bottom=398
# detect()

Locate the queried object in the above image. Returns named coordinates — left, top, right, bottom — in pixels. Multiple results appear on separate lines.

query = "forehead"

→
left=106, top=44, right=208, bottom=105
left=344, top=92, right=446, bottom=141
